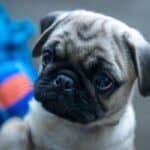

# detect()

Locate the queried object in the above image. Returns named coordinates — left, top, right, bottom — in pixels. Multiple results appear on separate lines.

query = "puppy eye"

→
left=93, top=72, right=114, bottom=95
left=42, top=49, right=53, bottom=67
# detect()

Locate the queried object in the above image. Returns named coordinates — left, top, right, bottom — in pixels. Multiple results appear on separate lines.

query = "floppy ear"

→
left=40, top=11, right=67, bottom=33
left=32, top=11, right=68, bottom=57
left=124, top=29, right=150, bottom=96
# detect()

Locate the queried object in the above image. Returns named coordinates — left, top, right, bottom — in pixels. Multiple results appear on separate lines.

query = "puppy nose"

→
left=53, top=74, right=74, bottom=90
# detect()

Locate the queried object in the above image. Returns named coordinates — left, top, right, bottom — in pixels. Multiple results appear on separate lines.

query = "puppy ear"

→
left=32, top=11, right=68, bottom=57
left=40, top=11, right=67, bottom=33
left=124, top=29, right=150, bottom=96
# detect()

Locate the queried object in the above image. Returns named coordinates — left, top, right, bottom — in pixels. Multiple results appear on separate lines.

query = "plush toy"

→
left=0, top=4, right=37, bottom=125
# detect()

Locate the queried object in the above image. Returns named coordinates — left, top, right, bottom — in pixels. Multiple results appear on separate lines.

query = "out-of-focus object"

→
left=0, top=108, right=8, bottom=125
left=0, top=63, right=33, bottom=116
left=0, top=4, right=37, bottom=125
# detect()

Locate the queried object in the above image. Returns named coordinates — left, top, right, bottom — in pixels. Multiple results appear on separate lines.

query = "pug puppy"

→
left=0, top=10, right=150, bottom=150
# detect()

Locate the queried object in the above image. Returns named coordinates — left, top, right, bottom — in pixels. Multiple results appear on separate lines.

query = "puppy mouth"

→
left=34, top=69, right=104, bottom=124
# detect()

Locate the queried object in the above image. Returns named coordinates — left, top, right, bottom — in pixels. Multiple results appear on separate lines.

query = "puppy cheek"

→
left=33, top=79, right=51, bottom=101
left=101, top=85, right=132, bottom=117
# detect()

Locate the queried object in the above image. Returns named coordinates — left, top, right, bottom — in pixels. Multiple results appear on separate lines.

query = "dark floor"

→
left=2, top=0, right=150, bottom=149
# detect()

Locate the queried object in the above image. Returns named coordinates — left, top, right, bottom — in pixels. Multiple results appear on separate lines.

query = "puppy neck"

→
left=26, top=99, right=135, bottom=150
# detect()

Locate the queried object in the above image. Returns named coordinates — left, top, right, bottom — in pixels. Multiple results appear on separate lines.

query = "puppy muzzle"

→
left=34, top=68, right=104, bottom=124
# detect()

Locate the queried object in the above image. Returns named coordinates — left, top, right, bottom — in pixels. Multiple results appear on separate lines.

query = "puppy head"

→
left=32, top=10, right=150, bottom=125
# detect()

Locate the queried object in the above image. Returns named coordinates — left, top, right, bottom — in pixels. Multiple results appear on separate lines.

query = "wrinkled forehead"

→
left=41, top=12, right=132, bottom=82
left=43, top=12, right=128, bottom=70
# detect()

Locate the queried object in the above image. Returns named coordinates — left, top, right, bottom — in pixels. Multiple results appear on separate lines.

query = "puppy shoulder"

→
left=0, top=118, right=34, bottom=150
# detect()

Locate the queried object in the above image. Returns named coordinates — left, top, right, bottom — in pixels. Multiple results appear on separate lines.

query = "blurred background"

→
left=1, top=0, right=150, bottom=149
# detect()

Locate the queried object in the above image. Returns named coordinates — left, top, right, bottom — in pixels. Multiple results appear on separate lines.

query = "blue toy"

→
left=0, top=4, right=37, bottom=125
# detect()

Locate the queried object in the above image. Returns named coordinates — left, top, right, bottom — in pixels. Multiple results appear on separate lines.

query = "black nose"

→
left=52, top=74, right=74, bottom=90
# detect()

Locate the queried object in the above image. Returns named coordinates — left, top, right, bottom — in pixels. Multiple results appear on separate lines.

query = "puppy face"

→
left=33, top=10, right=150, bottom=124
